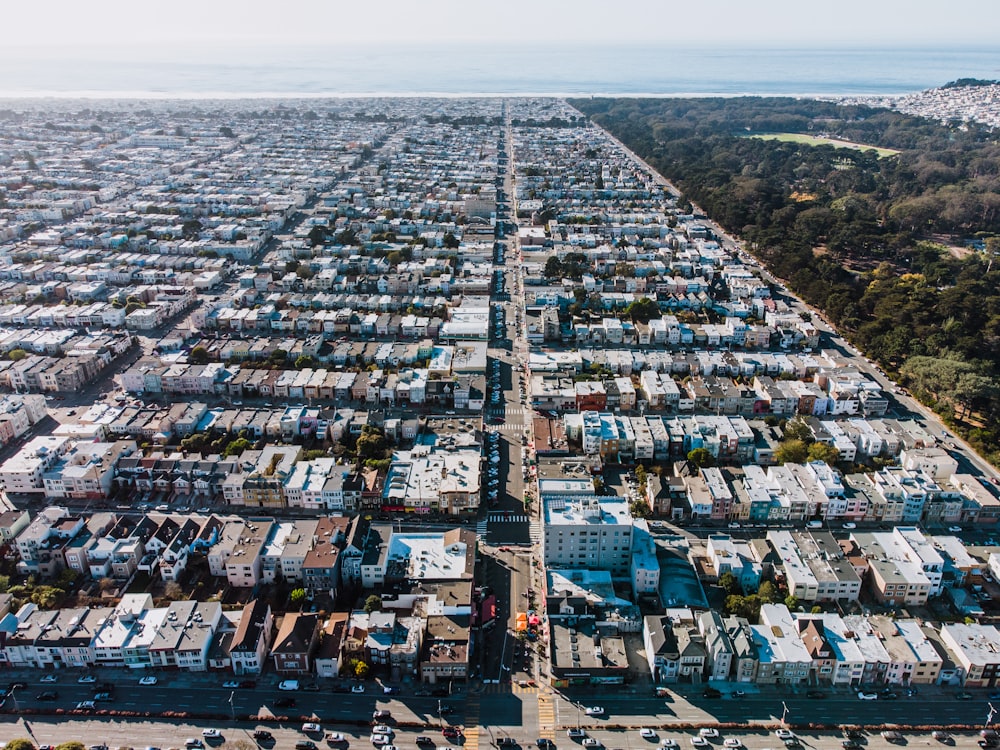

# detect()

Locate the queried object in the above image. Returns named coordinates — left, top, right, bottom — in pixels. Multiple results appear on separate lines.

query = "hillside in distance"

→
left=570, top=95, right=1000, bottom=465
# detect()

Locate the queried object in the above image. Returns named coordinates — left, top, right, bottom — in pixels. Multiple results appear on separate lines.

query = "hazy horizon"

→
left=5, top=0, right=1000, bottom=48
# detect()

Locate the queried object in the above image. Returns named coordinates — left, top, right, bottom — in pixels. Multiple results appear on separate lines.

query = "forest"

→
left=569, top=95, right=1000, bottom=464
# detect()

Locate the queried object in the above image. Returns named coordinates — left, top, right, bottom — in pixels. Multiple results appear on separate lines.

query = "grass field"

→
left=747, top=132, right=900, bottom=158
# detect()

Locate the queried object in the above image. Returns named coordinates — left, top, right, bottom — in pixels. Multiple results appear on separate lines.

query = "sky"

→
left=6, top=0, right=1000, bottom=49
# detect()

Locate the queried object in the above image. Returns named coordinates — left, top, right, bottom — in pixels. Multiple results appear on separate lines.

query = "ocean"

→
left=1, top=43, right=999, bottom=99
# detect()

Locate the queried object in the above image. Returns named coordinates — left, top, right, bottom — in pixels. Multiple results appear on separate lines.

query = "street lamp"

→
left=988, top=702, right=997, bottom=729
left=10, top=684, right=20, bottom=714
left=229, top=690, right=235, bottom=722
left=781, top=701, right=789, bottom=727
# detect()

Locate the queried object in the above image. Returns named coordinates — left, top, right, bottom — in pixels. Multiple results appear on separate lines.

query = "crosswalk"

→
left=476, top=518, right=489, bottom=536
left=529, top=520, right=543, bottom=544
left=464, top=692, right=481, bottom=750
left=537, top=689, right=556, bottom=740
left=477, top=682, right=540, bottom=695
left=488, top=512, right=530, bottom=523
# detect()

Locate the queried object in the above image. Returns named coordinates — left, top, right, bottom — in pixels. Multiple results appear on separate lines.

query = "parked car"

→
left=857, top=691, right=878, bottom=700
left=203, top=730, right=222, bottom=740
left=584, top=706, right=604, bottom=716
left=253, top=731, right=274, bottom=741
left=77, top=675, right=97, bottom=684
left=698, top=730, right=719, bottom=739
left=303, top=724, right=322, bottom=734
left=139, top=676, right=158, bottom=686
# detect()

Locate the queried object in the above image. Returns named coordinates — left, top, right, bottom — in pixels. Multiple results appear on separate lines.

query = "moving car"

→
left=584, top=707, right=604, bottom=716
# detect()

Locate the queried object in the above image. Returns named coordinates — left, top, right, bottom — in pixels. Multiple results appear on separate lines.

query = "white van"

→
left=278, top=679, right=300, bottom=691
left=807, top=520, right=823, bottom=529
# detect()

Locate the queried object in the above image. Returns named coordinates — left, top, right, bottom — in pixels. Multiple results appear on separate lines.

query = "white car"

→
left=858, top=691, right=878, bottom=700
left=724, top=740, right=742, bottom=749
left=302, top=723, right=321, bottom=733
left=690, top=739, right=709, bottom=748
left=372, top=726, right=393, bottom=736
left=582, top=741, right=601, bottom=749
left=222, top=680, right=239, bottom=688
left=640, top=729, right=658, bottom=740
left=660, top=741, right=679, bottom=749
left=371, top=735, right=391, bottom=746
left=842, top=522, right=857, bottom=529
left=326, top=734, right=347, bottom=744
left=139, top=676, right=158, bottom=686
left=699, top=730, right=719, bottom=739
left=949, top=526, right=963, bottom=532
left=77, top=675, right=97, bottom=684
left=584, top=706, right=604, bottom=716
left=351, top=684, right=366, bottom=694
left=202, top=730, right=222, bottom=739
left=775, top=730, right=795, bottom=740
left=40, top=674, right=58, bottom=683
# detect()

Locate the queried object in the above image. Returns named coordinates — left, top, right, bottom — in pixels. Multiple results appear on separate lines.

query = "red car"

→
left=443, top=728, right=462, bottom=738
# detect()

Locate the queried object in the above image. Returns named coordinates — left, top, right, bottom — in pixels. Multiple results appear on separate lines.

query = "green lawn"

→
left=747, top=132, right=899, bottom=158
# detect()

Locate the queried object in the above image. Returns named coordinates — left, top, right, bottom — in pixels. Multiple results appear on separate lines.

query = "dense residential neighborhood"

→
left=2, top=95, right=1000, bottom=734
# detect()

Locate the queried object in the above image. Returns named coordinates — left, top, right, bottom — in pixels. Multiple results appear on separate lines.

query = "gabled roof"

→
left=271, top=612, right=319, bottom=656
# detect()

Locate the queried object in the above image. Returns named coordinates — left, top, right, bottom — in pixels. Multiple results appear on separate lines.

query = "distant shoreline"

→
left=0, top=90, right=911, bottom=101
